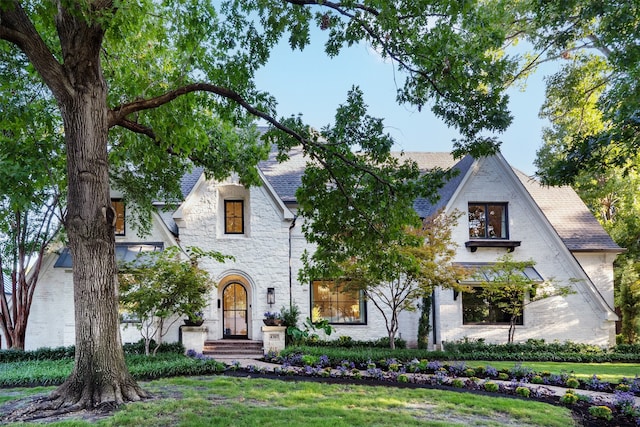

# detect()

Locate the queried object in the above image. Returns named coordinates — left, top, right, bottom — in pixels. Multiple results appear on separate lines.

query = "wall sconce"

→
left=267, top=287, right=275, bottom=307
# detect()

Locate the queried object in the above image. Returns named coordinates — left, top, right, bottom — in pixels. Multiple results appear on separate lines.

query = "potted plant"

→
left=184, top=311, right=204, bottom=326
left=263, top=311, right=282, bottom=326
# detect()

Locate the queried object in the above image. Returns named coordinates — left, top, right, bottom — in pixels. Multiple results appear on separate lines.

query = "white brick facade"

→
left=10, top=152, right=620, bottom=350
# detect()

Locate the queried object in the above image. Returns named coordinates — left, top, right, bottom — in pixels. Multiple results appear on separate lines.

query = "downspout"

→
left=288, top=216, right=297, bottom=309
left=431, top=288, right=438, bottom=350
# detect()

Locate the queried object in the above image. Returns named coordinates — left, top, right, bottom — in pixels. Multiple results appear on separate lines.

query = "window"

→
left=112, top=199, right=125, bottom=236
left=224, top=200, right=244, bottom=234
left=468, top=203, right=507, bottom=239
left=311, top=280, right=365, bottom=324
left=462, top=287, right=523, bottom=325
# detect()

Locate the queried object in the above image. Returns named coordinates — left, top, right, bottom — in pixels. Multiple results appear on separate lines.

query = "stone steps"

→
left=202, top=339, right=264, bottom=357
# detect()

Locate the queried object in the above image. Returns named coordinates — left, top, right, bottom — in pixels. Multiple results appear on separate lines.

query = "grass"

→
left=464, top=360, right=640, bottom=383
left=1, top=376, right=575, bottom=426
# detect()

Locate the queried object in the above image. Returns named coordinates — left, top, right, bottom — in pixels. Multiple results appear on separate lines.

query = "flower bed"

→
left=205, top=351, right=640, bottom=426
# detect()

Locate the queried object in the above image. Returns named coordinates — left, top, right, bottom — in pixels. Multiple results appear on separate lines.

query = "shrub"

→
left=616, top=384, right=631, bottom=392
left=531, top=375, right=544, bottom=384
left=484, top=381, right=499, bottom=392
left=463, top=368, right=476, bottom=377
left=560, top=390, right=579, bottom=405
left=397, top=374, right=409, bottom=383
left=498, top=372, right=509, bottom=381
left=515, top=386, right=531, bottom=398
left=565, top=377, right=580, bottom=388
left=123, top=340, right=184, bottom=355
left=301, top=355, right=319, bottom=366
left=451, top=378, right=465, bottom=388
left=588, top=406, right=613, bottom=421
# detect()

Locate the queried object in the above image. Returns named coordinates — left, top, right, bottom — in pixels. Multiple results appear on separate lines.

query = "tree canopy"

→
left=0, top=0, right=578, bottom=417
left=528, top=0, right=640, bottom=184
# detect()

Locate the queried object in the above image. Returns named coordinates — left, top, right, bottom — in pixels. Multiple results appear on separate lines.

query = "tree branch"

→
left=109, top=83, right=395, bottom=192
left=0, top=1, right=72, bottom=101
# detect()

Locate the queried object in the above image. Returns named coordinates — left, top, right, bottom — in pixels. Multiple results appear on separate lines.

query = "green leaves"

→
left=529, top=0, right=640, bottom=184
left=118, top=246, right=231, bottom=354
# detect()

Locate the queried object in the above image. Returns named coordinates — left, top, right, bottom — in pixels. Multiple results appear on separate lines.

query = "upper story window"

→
left=112, top=199, right=125, bottom=236
left=468, top=203, right=508, bottom=239
left=224, top=200, right=244, bottom=234
left=311, top=280, right=366, bottom=324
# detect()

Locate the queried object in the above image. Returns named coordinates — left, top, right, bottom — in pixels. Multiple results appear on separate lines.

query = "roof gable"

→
left=514, top=170, right=621, bottom=252
left=177, top=147, right=621, bottom=253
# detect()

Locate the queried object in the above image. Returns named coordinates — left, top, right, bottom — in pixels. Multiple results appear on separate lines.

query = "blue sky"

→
left=255, top=36, right=557, bottom=176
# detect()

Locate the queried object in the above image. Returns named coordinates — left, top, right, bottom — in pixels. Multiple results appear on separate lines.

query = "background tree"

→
left=0, top=54, right=65, bottom=350
left=296, top=96, right=466, bottom=348
left=1, top=0, right=523, bottom=415
left=616, top=260, right=640, bottom=344
left=544, top=162, right=640, bottom=342
left=119, top=247, right=230, bottom=356
left=341, top=213, right=466, bottom=350
left=523, top=0, right=640, bottom=185
left=471, top=255, right=574, bottom=344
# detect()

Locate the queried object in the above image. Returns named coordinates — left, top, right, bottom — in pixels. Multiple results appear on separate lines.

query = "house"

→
left=11, top=148, right=622, bottom=351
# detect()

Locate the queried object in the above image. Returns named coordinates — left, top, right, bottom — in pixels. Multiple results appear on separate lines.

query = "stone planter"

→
left=261, top=325, right=286, bottom=354
left=263, top=319, right=282, bottom=326
left=181, top=325, right=207, bottom=354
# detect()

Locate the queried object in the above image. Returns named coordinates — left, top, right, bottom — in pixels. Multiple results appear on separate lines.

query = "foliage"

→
left=119, top=246, right=229, bottom=355
left=417, top=295, right=432, bottom=350
left=467, top=254, right=574, bottom=343
left=524, top=0, right=640, bottom=185
left=484, top=382, right=499, bottom=392
left=616, top=260, right=640, bottom=344
left=588, top=405, right=613, bottom=421
left=0, top=59, right=65, bottom=349
left=0, top=352, right=223, bottom=387
left=286, top=316, right=334, bottom=346
left=515, top=386, right=531, bottom=398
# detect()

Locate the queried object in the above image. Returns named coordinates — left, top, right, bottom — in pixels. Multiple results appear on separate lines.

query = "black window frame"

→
left=461, top=286, right=524, bottom=325
left=224, top=200, right=245, bottom=234
left=468, top=202, right=509, bottom=240
left=310, top=280, right=367, bottom=325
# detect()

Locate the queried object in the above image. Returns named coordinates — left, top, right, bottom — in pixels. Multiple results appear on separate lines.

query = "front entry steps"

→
left=203, top=339, right=264, bottom=358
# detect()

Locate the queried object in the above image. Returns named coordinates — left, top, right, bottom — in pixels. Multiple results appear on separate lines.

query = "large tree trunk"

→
left=30, top=10, right=145, bottom=414
left=47, top=64, right=146, bottom=411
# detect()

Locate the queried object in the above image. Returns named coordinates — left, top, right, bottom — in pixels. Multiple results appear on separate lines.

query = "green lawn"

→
left=464, top=360, right=640, bottom=383
left=1, top=376, right=575, bottom=427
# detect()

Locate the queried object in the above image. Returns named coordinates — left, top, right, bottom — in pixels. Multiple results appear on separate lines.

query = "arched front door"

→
left=222, top=282, right=248, bottom=338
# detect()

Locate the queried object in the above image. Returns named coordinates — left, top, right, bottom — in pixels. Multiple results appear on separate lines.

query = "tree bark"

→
left=47, top=60, right=146, bottom=409
left=12, top=8, right=148, bottom=412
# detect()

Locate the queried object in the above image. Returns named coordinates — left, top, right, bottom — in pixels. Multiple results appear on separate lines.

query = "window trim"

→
left=224, top=200, right=245, bottom=234
left=112, top=199, right=126, bottom=236
left=310, top=280, right=367, bottom=325
left=461, top=286, right=524, bottom=326
left=467, top=202, right=509, bottom=240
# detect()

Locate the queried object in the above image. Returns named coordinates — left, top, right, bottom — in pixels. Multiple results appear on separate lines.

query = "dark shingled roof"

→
left=258, top=146, right=306, bottom=203
left=178, top=148, right=621, bottom=253
left=514, top=169, right=622, bottom=252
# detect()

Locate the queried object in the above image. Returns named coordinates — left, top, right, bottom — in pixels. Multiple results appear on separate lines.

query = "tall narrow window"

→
left=468, top=203, right=507, bottom=239
left=112, top=199, right=125, bottom=236
left=224, top=200, right=244, bottom=234
left=311, top=280, right=366, bottom=324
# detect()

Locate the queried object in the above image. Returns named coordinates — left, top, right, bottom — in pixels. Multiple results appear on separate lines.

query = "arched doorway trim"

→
left=217, top=272, right=255, bottom=339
